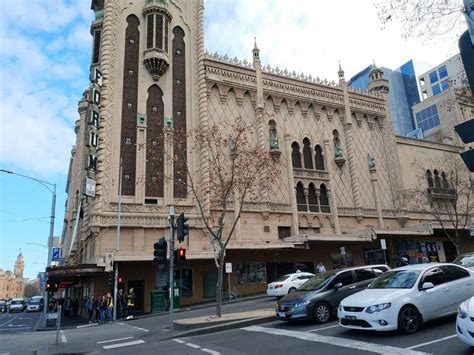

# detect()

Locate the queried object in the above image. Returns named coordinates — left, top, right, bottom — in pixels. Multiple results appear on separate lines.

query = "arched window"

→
left=303, top=138, right=313, bottom=169
left=320, top=184, right=330, bottom=213
left=291, top=142, right=302, bottom=168
left=296, top=182, right=307, bottom=211
left=315, top=145, right=325, bottom=170
left=433, top=170, right=441, bottom=188
left=308, top=183, right=319, bottom=212
left=441, top=171, right=449, bottom=189
left=426, top=170, right=434, bottom=188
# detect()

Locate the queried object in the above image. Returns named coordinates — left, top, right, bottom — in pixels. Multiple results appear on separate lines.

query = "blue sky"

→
left=0, top=0, right=467, bottom=279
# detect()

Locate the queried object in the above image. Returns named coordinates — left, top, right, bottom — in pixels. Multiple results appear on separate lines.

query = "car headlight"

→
left=458, top=305, right=468, bottom=319
left=365, top=303, right=391, bottom=314
left=294, top=300, right=310, bottom=308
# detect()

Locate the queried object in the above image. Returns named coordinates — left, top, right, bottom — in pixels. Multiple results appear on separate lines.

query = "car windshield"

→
left=29, top=301, right=40, bottom=305
left=298, top=271, right=336, bottom=291
left=453, top=254, right=474, bottom=267
left=368, top=270, right=420, bottom=289
left=274, top=275, right=290, bottom=282
left=11, top=300, right=23, bottom=305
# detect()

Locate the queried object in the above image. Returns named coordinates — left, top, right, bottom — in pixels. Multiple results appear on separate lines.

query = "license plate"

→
left=278, top=312, right=286, bottom=318
left=345, top=315, right=356, bottom=320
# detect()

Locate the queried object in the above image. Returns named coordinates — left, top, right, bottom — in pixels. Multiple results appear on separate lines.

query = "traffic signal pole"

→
left=168, top=206, right=175, bottom=333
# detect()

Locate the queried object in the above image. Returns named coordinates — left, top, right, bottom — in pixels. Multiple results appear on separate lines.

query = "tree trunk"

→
left=455, top=231, right=462, bottom=257
left=215, top=251, right=225, bottom=317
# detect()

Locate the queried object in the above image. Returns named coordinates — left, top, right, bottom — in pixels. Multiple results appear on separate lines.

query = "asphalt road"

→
left=0, top=310, right=41, bottom=333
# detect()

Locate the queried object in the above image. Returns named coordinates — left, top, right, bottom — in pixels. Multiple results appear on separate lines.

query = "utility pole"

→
left=168, top=205, right=175, bottom=332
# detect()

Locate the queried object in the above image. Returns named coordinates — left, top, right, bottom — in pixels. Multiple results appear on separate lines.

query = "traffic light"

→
left=174, top=248, right=186, bottom=264
left=176, top=212, right=189, bottom=243
left=46, top=280, right=58, bottom=292
left=154, top=237, right=168, bottom=266
left=107, top=272, right=114, bottom=288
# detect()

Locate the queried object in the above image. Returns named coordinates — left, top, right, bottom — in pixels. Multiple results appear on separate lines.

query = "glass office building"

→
left=349, top=60, right=421, bottom=136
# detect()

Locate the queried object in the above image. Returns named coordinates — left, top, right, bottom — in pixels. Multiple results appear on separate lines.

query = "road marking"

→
left=102, top=339, right=145, bottom=349
left=117, top=322, right=149, bottom=332
left=77, top=323, right=99, bottom=328
left=60, top=330, right=67, bottom=343
left=243, top=326, right=429, bottom=355
left=201, top=348, right=221, bottom=355
left=0, top=327, right=31, bottom=331
left=306, top=324, right=340, bottom=332
left=406, top=334, right=457, bottom=350
left=0, top=318, right=15, bottom=327
left=98, top=336, right=133, bottom=344
left=173, top=339, right=186, bottom=344
left=8, top=324, right=27, bottom=327
left=185, top=343, right=201, bottom=349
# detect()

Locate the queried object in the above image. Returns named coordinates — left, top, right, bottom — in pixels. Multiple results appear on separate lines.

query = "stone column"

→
left=323, top=128, right=341, bottom=234
left=370, top=169, right=384, bottom=228
left=283, top=117, right=299, bottom=237
left=326, top=188, right=339, bottom=232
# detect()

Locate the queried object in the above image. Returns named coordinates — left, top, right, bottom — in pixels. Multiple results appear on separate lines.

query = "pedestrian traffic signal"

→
left=176, top=212, right=189, bottom=243
left=154, top=237, right=167, bottom=266
left=107, top=272, right=114, bottom=288
left=174, top=248, right=186, bottom=264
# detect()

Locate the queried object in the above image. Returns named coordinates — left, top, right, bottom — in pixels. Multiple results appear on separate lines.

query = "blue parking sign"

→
left=52, top=248, right=60, bottom=261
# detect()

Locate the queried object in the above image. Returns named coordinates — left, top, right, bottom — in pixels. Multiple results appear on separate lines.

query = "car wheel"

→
left=313, top=302, right=331, bottom=324
left=288, top=288, right=297, bottom=294
left=398, top=305, right=421, bottom=334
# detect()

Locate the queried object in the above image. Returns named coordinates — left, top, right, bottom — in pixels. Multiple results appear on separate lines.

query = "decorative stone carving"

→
left=367, top=153, right=376, bottom=171
left=143, top=50, right=170, bottom=81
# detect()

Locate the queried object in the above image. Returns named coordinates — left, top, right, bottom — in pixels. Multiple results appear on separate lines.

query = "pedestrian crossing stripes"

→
left=102, top=339, right=145, bottom=350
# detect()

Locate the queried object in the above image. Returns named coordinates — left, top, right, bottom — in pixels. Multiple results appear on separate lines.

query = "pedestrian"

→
left=106, top=292, right=114, bottom=321
left=72, top=297, right=79, bottom=317
left=99, top=295, right=107, bottom=323
left=126, top=288, right=136, bottom=319
left=317, top=261, right=326, bottom=273
left=117, top=289, right=127, bottom=319
left=94, top=296, right=100, bottom=322
left=63, top=297, right=71, bottom=318
left=85, top=296, right=94, bottom=323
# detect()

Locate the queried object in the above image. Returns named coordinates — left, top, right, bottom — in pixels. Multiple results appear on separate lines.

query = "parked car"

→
left=457, top=296, right=474, bottom=347
left=453, top=252, right=474, bottom=271
left=0, top=300, right=6, bottom=313
left=267, top=271, right=314, bottom=297
left=9, top=298, right=26, bottom=313
left=276, top=264, right=390, bottom=324
left=338, top=263, right=474, bottom=334
left=26, top=300, right=43, bottom=312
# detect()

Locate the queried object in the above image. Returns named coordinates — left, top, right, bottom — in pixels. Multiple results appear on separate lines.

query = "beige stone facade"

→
left=56, top=0, right=473, bottom=311
left=0, top=253, right=25, bottom=299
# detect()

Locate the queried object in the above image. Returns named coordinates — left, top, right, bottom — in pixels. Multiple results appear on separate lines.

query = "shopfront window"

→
left=174, top=269, right=193, bottom=297
left=236, top=263, right=266, bottom=284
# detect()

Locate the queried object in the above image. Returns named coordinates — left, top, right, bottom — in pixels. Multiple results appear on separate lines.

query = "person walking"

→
left=85, top=296, right=94, bottom=323
left=94, top=296, right=100, bottom=323
left=63, top=297, right=71, bottom=318
left=117, top=289, right=126, bottom=319
left=106, top=293, right=114, bottom=322
left=99, top=295, right=107, bottom=324
left=317, top=261, right=326, bottom=273
left=126, top=288, right=136, bottom=319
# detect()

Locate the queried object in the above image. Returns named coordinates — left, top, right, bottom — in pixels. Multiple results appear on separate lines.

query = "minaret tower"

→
left=368, top=61, right=389, bottom=94
left=14, top=251, right=24, bottom=279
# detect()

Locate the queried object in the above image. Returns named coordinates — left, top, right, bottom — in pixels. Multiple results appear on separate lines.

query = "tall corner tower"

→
left=368, top=63, right=389, bottom=95
left=14, top=252, right=24, bottom=279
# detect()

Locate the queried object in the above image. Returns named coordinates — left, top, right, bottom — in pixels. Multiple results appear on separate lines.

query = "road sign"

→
left=52, top=248, right=61, bottom=261
left=225, top=263, right=232, bottom=273
left=380, top=239, right=387, bottom=250
left=46, top=312, right=58, bottom=320
left=340, top=246, right=346, bottom=255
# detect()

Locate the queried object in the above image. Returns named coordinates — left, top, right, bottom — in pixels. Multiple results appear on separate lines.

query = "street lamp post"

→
left=0, top=169, right=56, bottom=328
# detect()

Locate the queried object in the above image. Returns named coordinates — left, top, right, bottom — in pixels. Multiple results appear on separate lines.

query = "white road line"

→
left=60, top=330, right=67, bottom=343
left=77, top=323, right=99, bottom=328
left=201, top=348, right=221, bottom=355
left=185, top=343, right=201, bottom=349
left=173, top=339, right=186, bottom=344
left=406, top=334, right=457, bottom=350
left=243, top=326, right=429, bottom=355
left=306, top=324, right=340, bottom=332
left=0, top=327, right=31, bottom=331
left=0, top=318, right=15, bottom=328
left=117, top=322, right=149, bottom=332
left=102, top=339, right=145, bottom=350
left=97, top=336, right=133, bottom=344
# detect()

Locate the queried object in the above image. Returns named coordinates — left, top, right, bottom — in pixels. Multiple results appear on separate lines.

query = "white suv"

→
left=9, top=298, right=25, bottom=313
left=267, top=271, right=314, bottom=297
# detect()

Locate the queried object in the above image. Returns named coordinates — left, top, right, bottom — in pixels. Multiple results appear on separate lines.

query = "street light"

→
left=0, top=169, right=56, bottom=328
left=26, top=242, right=48, bottom=249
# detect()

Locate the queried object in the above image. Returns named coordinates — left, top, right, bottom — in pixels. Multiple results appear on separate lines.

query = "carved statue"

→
left=269, top=128, right=279, bottom=149
left=334, top=141, right=343, bottom=158
left=367, top=153, right=376, bottom=170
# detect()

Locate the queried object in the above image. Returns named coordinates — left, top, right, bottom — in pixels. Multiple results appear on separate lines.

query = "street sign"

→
left=84, top=178, right=96, bottom=197
left=470, top=224, right=474, bottom=237
left=340, top=246, right=346, bottom=255
left=52, top=248, right=61, bottom=261
left=225, top=262, right=232, bottom=273
left=46, top=312, right=58, bottom=320
left=380, top=239, right=387, bottom=250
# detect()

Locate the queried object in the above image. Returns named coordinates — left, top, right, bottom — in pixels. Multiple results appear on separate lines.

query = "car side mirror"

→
left=421, top=282, right=434, bottom=290
left=334, top=282, right=343, bottom=291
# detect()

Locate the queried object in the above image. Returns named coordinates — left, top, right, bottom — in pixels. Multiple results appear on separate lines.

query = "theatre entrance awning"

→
left=46, top=264, right=105, bottom=281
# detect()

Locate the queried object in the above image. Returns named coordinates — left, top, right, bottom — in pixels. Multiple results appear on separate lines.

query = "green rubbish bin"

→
left=165, top=280, right=180, bottom=309
left=151, top=290, right=167, bottom=313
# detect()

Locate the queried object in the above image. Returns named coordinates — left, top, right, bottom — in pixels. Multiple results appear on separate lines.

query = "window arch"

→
left=308, top=183, right=319, bottom=212
left=433, top=169, right=441, bottom=188
left=315, top=145, right=325, bottom=170
left=296, top=182, right=307, bottom=211
left=319, top=184, right=330, bottom=213
left=291, top=142, right=302, bottom=168
left=303, top=138, right=313, bottom=169
left=426, top=170, right=434, bottom=188
left=441, top=171, right=449, bottom=189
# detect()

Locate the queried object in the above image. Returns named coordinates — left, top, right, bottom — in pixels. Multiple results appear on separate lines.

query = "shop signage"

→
left=340, top=246, right=346, bottom=255
left=46, top=312, right=58, bottom=320
left=84, top=178, right=96, bottom=197
left=380, top=239, right=387, bottom=250
left=225, top=263, right=232, bottom=273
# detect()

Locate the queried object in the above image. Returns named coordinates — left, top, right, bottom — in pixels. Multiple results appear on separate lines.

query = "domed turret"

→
left=368, top=60, right=389, bottom=95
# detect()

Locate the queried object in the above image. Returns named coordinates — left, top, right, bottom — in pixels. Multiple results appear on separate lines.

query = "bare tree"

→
left=404, top=157, right=473, bottom=256
left=170, top=116, right=282, bottom=317
left=375, top=0, right=466, bottom=40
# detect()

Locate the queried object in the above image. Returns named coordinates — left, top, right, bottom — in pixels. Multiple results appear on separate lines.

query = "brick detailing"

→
left=146, top=85, right=164, bottom=197
left=173, top=26, right=187, bottom=198
left=120, top=15, right=140, bottom=196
